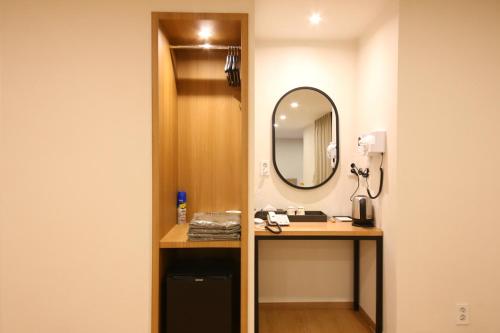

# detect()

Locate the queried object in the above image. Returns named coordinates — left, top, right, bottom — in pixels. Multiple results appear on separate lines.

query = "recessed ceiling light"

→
left=280, top=115, right=287, bottom=120
left=273, top=123, right=279, bottom=128
left=198, top=26, right=213, bottom=39
left=290, top=102, right=299, bottom=108
left=309, top=13, right=322, bottom=25
left=201, top=43, right=212, bottom=49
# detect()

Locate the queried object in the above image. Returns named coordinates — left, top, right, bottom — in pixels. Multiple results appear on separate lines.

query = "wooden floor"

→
left=259, top=303, right=373, bottom=333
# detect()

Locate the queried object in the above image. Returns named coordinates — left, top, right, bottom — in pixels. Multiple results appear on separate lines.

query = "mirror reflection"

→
left=273, top=87, right=339, bottom=189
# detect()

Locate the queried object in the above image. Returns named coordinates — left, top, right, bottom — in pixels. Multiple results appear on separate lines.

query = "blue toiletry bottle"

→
left=177, top=191, right=187, bottom=224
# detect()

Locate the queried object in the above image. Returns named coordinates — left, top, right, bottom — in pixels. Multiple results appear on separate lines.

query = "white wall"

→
left=0, top=1, right=253, bottom=333
left=9, top=1, right=500, bottom=332
left=254, top=41, right=358, bottom=215
left=259, top=240, right=354, bottom=303
left=396, top=1, right=500, bottom=332
left=355, top=0, right=399, bottom=326
left=254, top=41, right=359, bottom=302
left=254, top=7, right=399, bottom=320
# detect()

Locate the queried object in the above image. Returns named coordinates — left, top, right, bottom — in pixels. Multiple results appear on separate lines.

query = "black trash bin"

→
left=165, top=263, right=236, bottom=333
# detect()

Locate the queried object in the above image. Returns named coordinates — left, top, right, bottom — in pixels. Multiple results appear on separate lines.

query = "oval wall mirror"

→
left=272, top=87, right=339, bottom=189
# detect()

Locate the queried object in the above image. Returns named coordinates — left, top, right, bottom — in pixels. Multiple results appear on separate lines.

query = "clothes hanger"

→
left=231, top=47, right=238, bottom=86
left=225, top=47, right=232, bottom=85
left=223, top=47, right=241, bottom=87
left=234, top=48, right=240, bottom=87
left=236, top=48, right=241, bottom=86
left=230, top=47, right=236, bottom=86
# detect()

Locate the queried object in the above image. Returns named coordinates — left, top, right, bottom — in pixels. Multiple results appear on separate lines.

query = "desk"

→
left=255, top=222, right=383, bottom=333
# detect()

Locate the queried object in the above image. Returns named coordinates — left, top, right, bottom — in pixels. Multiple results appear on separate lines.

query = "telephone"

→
left=268, top=212, right=290, bottom=226
left=265, top=212, right=290, bottom=234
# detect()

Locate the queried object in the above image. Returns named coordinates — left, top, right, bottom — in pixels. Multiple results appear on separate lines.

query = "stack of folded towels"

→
left=188, top=212, right=241, bottom=241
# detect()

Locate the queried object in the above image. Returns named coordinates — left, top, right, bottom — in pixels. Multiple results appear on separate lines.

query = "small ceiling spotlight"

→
left=309, top=13, right=322, bottom=25
left=280, top=115, right=287, bottom=120
left=198, top=26, right=213, bottom=39
left=290, top=102, right=299, bottom=108
left=273, top=123, right=279, bottom=128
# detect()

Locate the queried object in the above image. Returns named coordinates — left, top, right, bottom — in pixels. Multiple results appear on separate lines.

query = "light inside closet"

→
left=152, top=12, right=248, bottom=333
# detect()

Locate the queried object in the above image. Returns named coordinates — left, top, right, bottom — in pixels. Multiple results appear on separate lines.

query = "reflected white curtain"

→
left=313, top=112, right=332, bottom=184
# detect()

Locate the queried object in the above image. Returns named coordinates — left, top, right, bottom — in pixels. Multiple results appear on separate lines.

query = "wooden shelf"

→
left=255, top=222, right=383, bottom=237
left=160, top=224, right=241, bottom=248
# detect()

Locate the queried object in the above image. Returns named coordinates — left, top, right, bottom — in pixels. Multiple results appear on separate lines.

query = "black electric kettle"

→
left=352, top=195, right=374, bottom=227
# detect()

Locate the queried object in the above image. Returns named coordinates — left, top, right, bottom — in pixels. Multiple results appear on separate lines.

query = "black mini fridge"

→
left=165, top=264, right=236, bottom=333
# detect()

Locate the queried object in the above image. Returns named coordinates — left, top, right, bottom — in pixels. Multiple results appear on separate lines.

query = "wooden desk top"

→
left=160, top=224, right=241, bottom=248
left=254, top=222, right=383, bottom=237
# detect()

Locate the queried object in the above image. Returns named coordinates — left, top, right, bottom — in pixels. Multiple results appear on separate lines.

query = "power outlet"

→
left=260, top=160, right=270, bottom=176
left=456, top=303, right=469, bottom=325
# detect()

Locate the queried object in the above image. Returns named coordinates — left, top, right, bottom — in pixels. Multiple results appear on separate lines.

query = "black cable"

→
left=350, top=174, right=360, bottom=201
left=265, top=220, right=282, bottom=234
left=366, top=153, right=384, bottom=199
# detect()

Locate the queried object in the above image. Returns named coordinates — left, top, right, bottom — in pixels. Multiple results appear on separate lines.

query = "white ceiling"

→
left=255, top=0, right=392, bottom=40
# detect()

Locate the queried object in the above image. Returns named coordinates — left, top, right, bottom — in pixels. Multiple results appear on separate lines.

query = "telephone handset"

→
left=265, top=212, right=290, bottom=234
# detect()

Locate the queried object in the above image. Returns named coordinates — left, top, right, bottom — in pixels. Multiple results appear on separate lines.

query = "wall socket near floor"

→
left=260, top=160, right=270, bottom=176
left=456, top=303, right=469, bottom=325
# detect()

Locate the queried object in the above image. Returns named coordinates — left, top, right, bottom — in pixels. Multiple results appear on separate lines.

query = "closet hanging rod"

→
left=170, top=44, right=241, bottom=50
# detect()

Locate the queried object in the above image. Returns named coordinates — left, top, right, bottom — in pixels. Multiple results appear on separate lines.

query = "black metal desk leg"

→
left=254, top=238, right=259, bottom=333
left=353, top=239, right=360, bottom=311
left=375, top=237, right=383, bottom=333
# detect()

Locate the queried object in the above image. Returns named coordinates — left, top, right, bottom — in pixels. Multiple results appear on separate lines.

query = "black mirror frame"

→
left=272, top=86, right=340, bottom=190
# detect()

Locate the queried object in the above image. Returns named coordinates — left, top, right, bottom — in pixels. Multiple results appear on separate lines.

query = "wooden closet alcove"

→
left=151, top=12, right=249, bottom=333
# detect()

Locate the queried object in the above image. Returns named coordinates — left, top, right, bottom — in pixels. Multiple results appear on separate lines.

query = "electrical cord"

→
left=350, top=175, right=360, bottom=201
left=265, top=220, right=282, bottom=234
left=366, top=153, right=384, bottom=199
